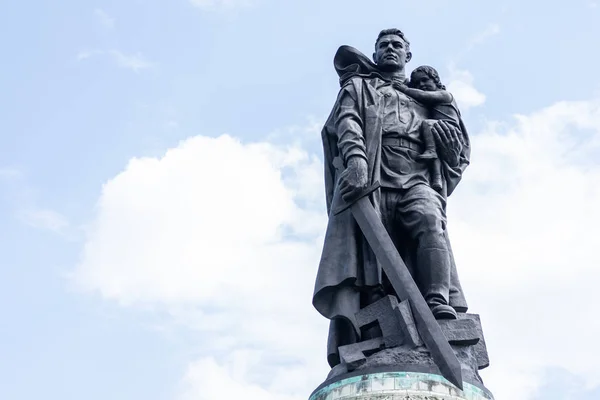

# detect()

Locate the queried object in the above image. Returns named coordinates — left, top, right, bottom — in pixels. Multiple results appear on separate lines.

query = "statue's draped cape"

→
left=312, top=46, right=471, bottom=367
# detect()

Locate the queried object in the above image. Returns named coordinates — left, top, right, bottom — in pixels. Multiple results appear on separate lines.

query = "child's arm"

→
left=394, top=83, right=453, bottom=105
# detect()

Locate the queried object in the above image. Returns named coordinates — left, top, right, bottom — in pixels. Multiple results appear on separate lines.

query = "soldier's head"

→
left=373, top=28, right=412, bottom=72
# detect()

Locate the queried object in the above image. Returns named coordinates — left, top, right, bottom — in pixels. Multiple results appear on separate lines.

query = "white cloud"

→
left=452, top=23, right=501, bottom=62
left=94, top=8, right=115, bottom=29
left=73, top=134, right=324, bottom=304
left=0, top=169, right=73, bottom=237
left=76, top=49, right=103, bottom=61
left=0, top=167, right=21, bottom=180
left=189, top=0, right=254, bottom=10
left=179, top=355, right=306, bottom=400
left=72, top=133, right=329, bottom=397
left=446, top=66, right=486, bottom=110
left=165, top=120, right=179, bottom=130
left=76, top=50, right=91, bottom=61
left=441, top=24, right=497, bottom=111
left=19, top=208, right=69, bottom=234
left=76, top=49, right=154, bottom=72
left=108, top=50, right=154, bottom=72
left=450, top=99, right=600, bottom=399
left=73, top=98, right=600, bottom=399
left=467, top=23, right=500, bottom=50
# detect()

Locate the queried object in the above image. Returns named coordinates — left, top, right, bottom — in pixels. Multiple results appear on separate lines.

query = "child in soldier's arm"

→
left=393, top=65, right=463, bottom=192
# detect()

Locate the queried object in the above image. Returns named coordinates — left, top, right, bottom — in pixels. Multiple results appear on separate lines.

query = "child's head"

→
left=410, top=65, right=446, bottom=91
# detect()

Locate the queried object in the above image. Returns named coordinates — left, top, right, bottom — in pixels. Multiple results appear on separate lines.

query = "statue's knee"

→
left=416, top=212, right=445, bottom=237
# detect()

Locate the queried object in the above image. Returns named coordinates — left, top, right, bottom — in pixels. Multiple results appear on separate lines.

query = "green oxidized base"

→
left=309, top=371, right=494, bottom=400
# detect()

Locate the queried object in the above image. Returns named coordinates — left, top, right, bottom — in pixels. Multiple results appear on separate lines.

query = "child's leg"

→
left=431, top=158, right=443, bottom=192
left=418, top=120, right=437, bottom=160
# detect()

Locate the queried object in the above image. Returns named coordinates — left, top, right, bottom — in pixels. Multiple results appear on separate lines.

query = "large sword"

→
left=333, top=181, right=464, bottom=390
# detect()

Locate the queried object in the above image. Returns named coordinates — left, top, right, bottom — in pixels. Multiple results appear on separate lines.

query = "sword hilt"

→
left=332, top=181, right=381, bottom=216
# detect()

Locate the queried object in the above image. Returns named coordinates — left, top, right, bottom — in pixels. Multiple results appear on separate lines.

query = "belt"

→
left=381, top=137, right=423, bottom=152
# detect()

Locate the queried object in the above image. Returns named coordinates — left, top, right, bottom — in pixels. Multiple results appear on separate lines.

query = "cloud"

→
left=445, top=66, right=486, bottom=110
left=189, top=0, right=254, bottom=10
left=76, top=49, right=154, bottom=72
left=165, top=120, right=179, bottom=130
left=440, top=24, right=497, bottom=111
left=108, top=50, right=154, bottom=72
left=451, top=23, right=500, bottom=72
left=532, top=368, right=600, bottom=400
left=18, top=208, right=70, bottom=234
left=450, top=99, right=600, bottom=399
left=72, top=98, right=600, bottom=399
left=0, top=169, right=73, bottom=236
left=76, top=50, right=103, bottom=61
left=72, top=132, right=329, bottom=397
left=94, top=8, right=115, bottom=29
left=73, top=134, right=325, bottom=304
left=0, top=167, right=21, bottom=180
left=467, top=23, right=500, bottom=50
left=179, top=355, right=306, bottom=400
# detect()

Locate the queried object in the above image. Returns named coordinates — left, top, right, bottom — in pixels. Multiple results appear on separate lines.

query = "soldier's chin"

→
left=378, top=60, right=401, bottom=72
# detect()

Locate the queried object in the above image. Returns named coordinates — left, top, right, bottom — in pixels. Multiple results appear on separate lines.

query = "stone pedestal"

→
left=309, top=370, right=494, bottom=400
left=310, top=296, right=494, bottom=399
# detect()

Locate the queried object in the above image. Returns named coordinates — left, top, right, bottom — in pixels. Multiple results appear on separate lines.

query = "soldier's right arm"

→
left=335, top=83, right=367, bottom=166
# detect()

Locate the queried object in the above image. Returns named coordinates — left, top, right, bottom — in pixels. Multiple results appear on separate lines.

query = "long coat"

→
left=312, top=46, right=471, bottom=367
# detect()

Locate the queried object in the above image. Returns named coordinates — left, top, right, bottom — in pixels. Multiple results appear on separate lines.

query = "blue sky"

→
left=1, top=1, right=600, bottom=399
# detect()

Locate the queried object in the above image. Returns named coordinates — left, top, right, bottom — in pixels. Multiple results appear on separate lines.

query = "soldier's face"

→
left=374, top=35, right=411, bottom=71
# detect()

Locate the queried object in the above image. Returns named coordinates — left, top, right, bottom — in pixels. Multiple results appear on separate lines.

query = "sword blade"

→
left=350, top=196, right=464, bottom=390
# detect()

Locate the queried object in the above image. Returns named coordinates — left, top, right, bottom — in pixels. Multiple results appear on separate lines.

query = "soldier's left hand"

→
left=432, top=120, right=462, bottom=167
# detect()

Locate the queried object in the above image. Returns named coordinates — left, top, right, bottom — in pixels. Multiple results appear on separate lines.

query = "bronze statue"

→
left=309, top=28, right=494, bottom=400
left=312, top=28, right=472, bottom=373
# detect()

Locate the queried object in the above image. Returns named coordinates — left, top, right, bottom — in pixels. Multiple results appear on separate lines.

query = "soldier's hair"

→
left=410, top=65, right=446, bottom=90
left=375, top=28, right=411, bottom=52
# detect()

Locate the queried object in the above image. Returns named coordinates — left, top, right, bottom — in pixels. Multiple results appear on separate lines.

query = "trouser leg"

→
left=397, top=184, right=456, bottom=319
